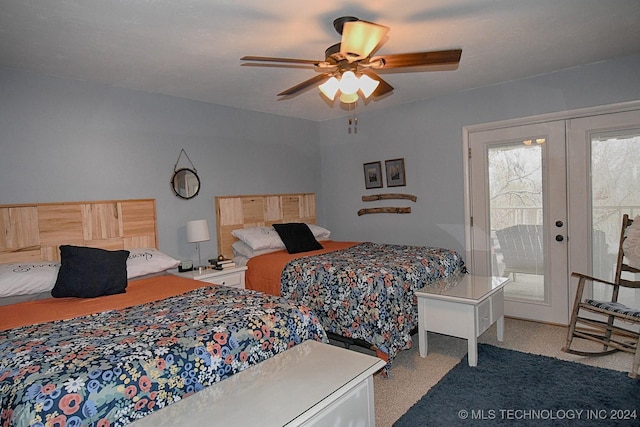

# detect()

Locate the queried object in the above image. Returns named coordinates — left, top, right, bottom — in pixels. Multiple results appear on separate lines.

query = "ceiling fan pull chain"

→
left=347, top=101, right=358, bottom=134
left=353, top=101, right=358, bottom=134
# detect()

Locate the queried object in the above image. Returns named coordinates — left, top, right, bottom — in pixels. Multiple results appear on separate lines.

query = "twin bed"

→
left=1, top=194, right=466, bottom=426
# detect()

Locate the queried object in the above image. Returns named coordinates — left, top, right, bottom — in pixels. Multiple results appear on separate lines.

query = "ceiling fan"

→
left=241, top=16, right=462, bottom=104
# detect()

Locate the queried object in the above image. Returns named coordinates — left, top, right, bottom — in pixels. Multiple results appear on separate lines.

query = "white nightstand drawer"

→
left=202, top=271, right=242, bottom=288
left=170, top=266, right=247, bottom=289
left=491, top=289, right=505, bottom=321
left=476, top=298, right=492, bottom=336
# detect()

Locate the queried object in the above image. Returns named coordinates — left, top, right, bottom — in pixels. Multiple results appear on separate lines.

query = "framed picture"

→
left=363, top=161, right=383, bottom=189
left=385, top=158, right=406, bottom=187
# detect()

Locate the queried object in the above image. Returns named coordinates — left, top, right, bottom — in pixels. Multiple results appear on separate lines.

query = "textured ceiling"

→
left=1, top=0, right=639, bottom=121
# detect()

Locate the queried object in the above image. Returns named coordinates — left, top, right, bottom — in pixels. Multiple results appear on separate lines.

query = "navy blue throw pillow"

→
left=272, top=223, right=323, bottom=254
left=52, top=245, right=130, bottom=298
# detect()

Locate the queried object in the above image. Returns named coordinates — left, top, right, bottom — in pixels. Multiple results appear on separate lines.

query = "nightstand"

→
left=415, top=275, right=509, bottom=366
left=170, top=266, right=247, bottom=289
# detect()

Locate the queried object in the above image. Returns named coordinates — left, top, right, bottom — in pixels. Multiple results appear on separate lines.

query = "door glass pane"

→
left=591, top=129, right=640, bottom=305
left=488, top=140, right=546, bottom=302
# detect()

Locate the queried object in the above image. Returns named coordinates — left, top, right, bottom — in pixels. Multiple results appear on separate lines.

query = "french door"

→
left=468, top=121, right=568, bottom=324
left=567, top=110, right=640, bottom=310
left=465, top=106, right=640, bottom=325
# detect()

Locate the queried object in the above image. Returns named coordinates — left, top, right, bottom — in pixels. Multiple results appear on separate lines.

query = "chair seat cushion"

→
left=585, top=299, right=640, bottom=318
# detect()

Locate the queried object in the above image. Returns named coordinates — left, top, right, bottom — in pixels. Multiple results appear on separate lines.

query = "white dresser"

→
left=170, top=265, right=247, bottom=289
left=131, top=340, right=386, bottom=426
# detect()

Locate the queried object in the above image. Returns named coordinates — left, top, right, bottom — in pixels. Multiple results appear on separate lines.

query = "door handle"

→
left=555, top=234, right=564, bottom=242
left=555, top=220, right=563, bottom=228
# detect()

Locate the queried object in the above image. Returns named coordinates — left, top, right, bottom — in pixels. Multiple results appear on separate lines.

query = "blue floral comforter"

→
left=280, top=242, right=466, bottom=370
left=0, top=285, right=327, bottom=427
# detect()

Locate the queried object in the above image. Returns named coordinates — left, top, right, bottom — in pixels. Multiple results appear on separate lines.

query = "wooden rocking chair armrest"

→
left=570, top=271, right=617, bottom=287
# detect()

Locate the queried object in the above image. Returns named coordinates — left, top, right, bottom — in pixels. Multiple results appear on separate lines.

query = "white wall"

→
left=317, top=54, right=640, bottom=255
left=0, top=68, right=321, bottom=262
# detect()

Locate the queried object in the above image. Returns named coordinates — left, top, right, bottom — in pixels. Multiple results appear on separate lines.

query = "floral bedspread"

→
left=0, top=285, right=327, bottom=427
left=280, top=242, right=466, bottom=371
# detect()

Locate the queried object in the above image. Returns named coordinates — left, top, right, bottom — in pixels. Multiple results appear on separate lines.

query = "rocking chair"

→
left=562, top=214, right=640, bottom=378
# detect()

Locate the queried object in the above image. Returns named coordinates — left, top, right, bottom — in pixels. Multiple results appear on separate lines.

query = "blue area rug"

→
left=394, top=344, right=640, bottom=426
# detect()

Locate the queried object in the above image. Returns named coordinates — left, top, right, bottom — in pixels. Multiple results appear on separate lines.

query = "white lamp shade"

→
left=358, top=74, right=380, bottom=98
left=318, top=76, right=340, bottom=100
left=339, top=71, right=359, bottom=95
left=186, top=219, right=210, bottom=243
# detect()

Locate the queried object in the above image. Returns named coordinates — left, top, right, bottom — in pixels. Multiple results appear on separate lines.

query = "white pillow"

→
left=127, top=248, right=180, bottom=279
left=307, top=224, right=331, bottom=240
left=232, top=240, right=282, bottom=259
left=232, top=224, right=331, bottom=250
left=622, top=215, right=640, bottom=270
left=0, top=262, right=60, bottom=298
left=232, top=227, right=285, bottom=250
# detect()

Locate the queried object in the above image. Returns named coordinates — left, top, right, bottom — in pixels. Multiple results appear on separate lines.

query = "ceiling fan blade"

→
left=361, top=69, right=394, bottom=97
left=371, top=49, right=462, bottom=69
left=241, top=56, right=323, bottom=65
left=277, top=73, right=332, bottom=97
left=340, top=20, right=390, bottom=60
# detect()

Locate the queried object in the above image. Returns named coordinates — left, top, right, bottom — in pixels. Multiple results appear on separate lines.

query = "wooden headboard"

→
left=215, top=193, right=316, bottom=258
left=0, top=199, right=157, bottom=264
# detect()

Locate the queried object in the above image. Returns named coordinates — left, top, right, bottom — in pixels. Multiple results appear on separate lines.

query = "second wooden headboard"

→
left=215, top=193, right=316, bottom=258
left=0, top=199, right=157, bottom=264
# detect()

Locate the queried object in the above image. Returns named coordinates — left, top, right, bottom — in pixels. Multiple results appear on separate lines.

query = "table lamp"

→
left=186, top=219, right=210, bottom=268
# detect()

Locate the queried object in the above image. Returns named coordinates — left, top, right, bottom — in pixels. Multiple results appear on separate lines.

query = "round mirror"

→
left=171, top=168, right=200, bottom=199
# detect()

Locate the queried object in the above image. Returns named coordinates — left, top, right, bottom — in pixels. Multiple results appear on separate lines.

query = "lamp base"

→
left=193, top=265, right=211, bottom=274
left=195, top=243, right=206, bottom=271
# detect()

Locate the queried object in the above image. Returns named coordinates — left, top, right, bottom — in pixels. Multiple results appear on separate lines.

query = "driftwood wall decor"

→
left=361, top=193, right=417, bottom=202
left=358, top=193, right=417, bottom=216
left=357, top=207, right=411, bottom=216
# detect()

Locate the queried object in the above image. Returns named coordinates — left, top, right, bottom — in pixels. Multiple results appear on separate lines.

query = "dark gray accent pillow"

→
left=52, top=245, right=130, bottom=298
left=272, top=223, right=323, bottom=254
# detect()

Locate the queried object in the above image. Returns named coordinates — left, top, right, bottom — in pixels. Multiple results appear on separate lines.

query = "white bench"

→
left=132, top=340, right=386, bottom=426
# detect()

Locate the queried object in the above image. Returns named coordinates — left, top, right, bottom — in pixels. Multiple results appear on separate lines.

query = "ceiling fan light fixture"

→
left=318, top=76, right=340, bottom=100
left=358, top=74, right=379, bottom=98
left=339, top=70, right=359, bottom=95
left=339, top=92, right=359, bottom=104
left=340, top=20, right=389, bottom=60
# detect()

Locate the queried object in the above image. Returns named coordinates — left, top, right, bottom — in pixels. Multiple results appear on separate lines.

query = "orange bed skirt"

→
left=0, top=275, right=206, bottom=331
left=246, top=241, right=359, bottom=296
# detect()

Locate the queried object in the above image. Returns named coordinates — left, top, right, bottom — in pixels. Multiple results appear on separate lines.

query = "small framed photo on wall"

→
left=363, top=161, right=383, bottom=189
left=385, top=158, right=406, bottom=187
